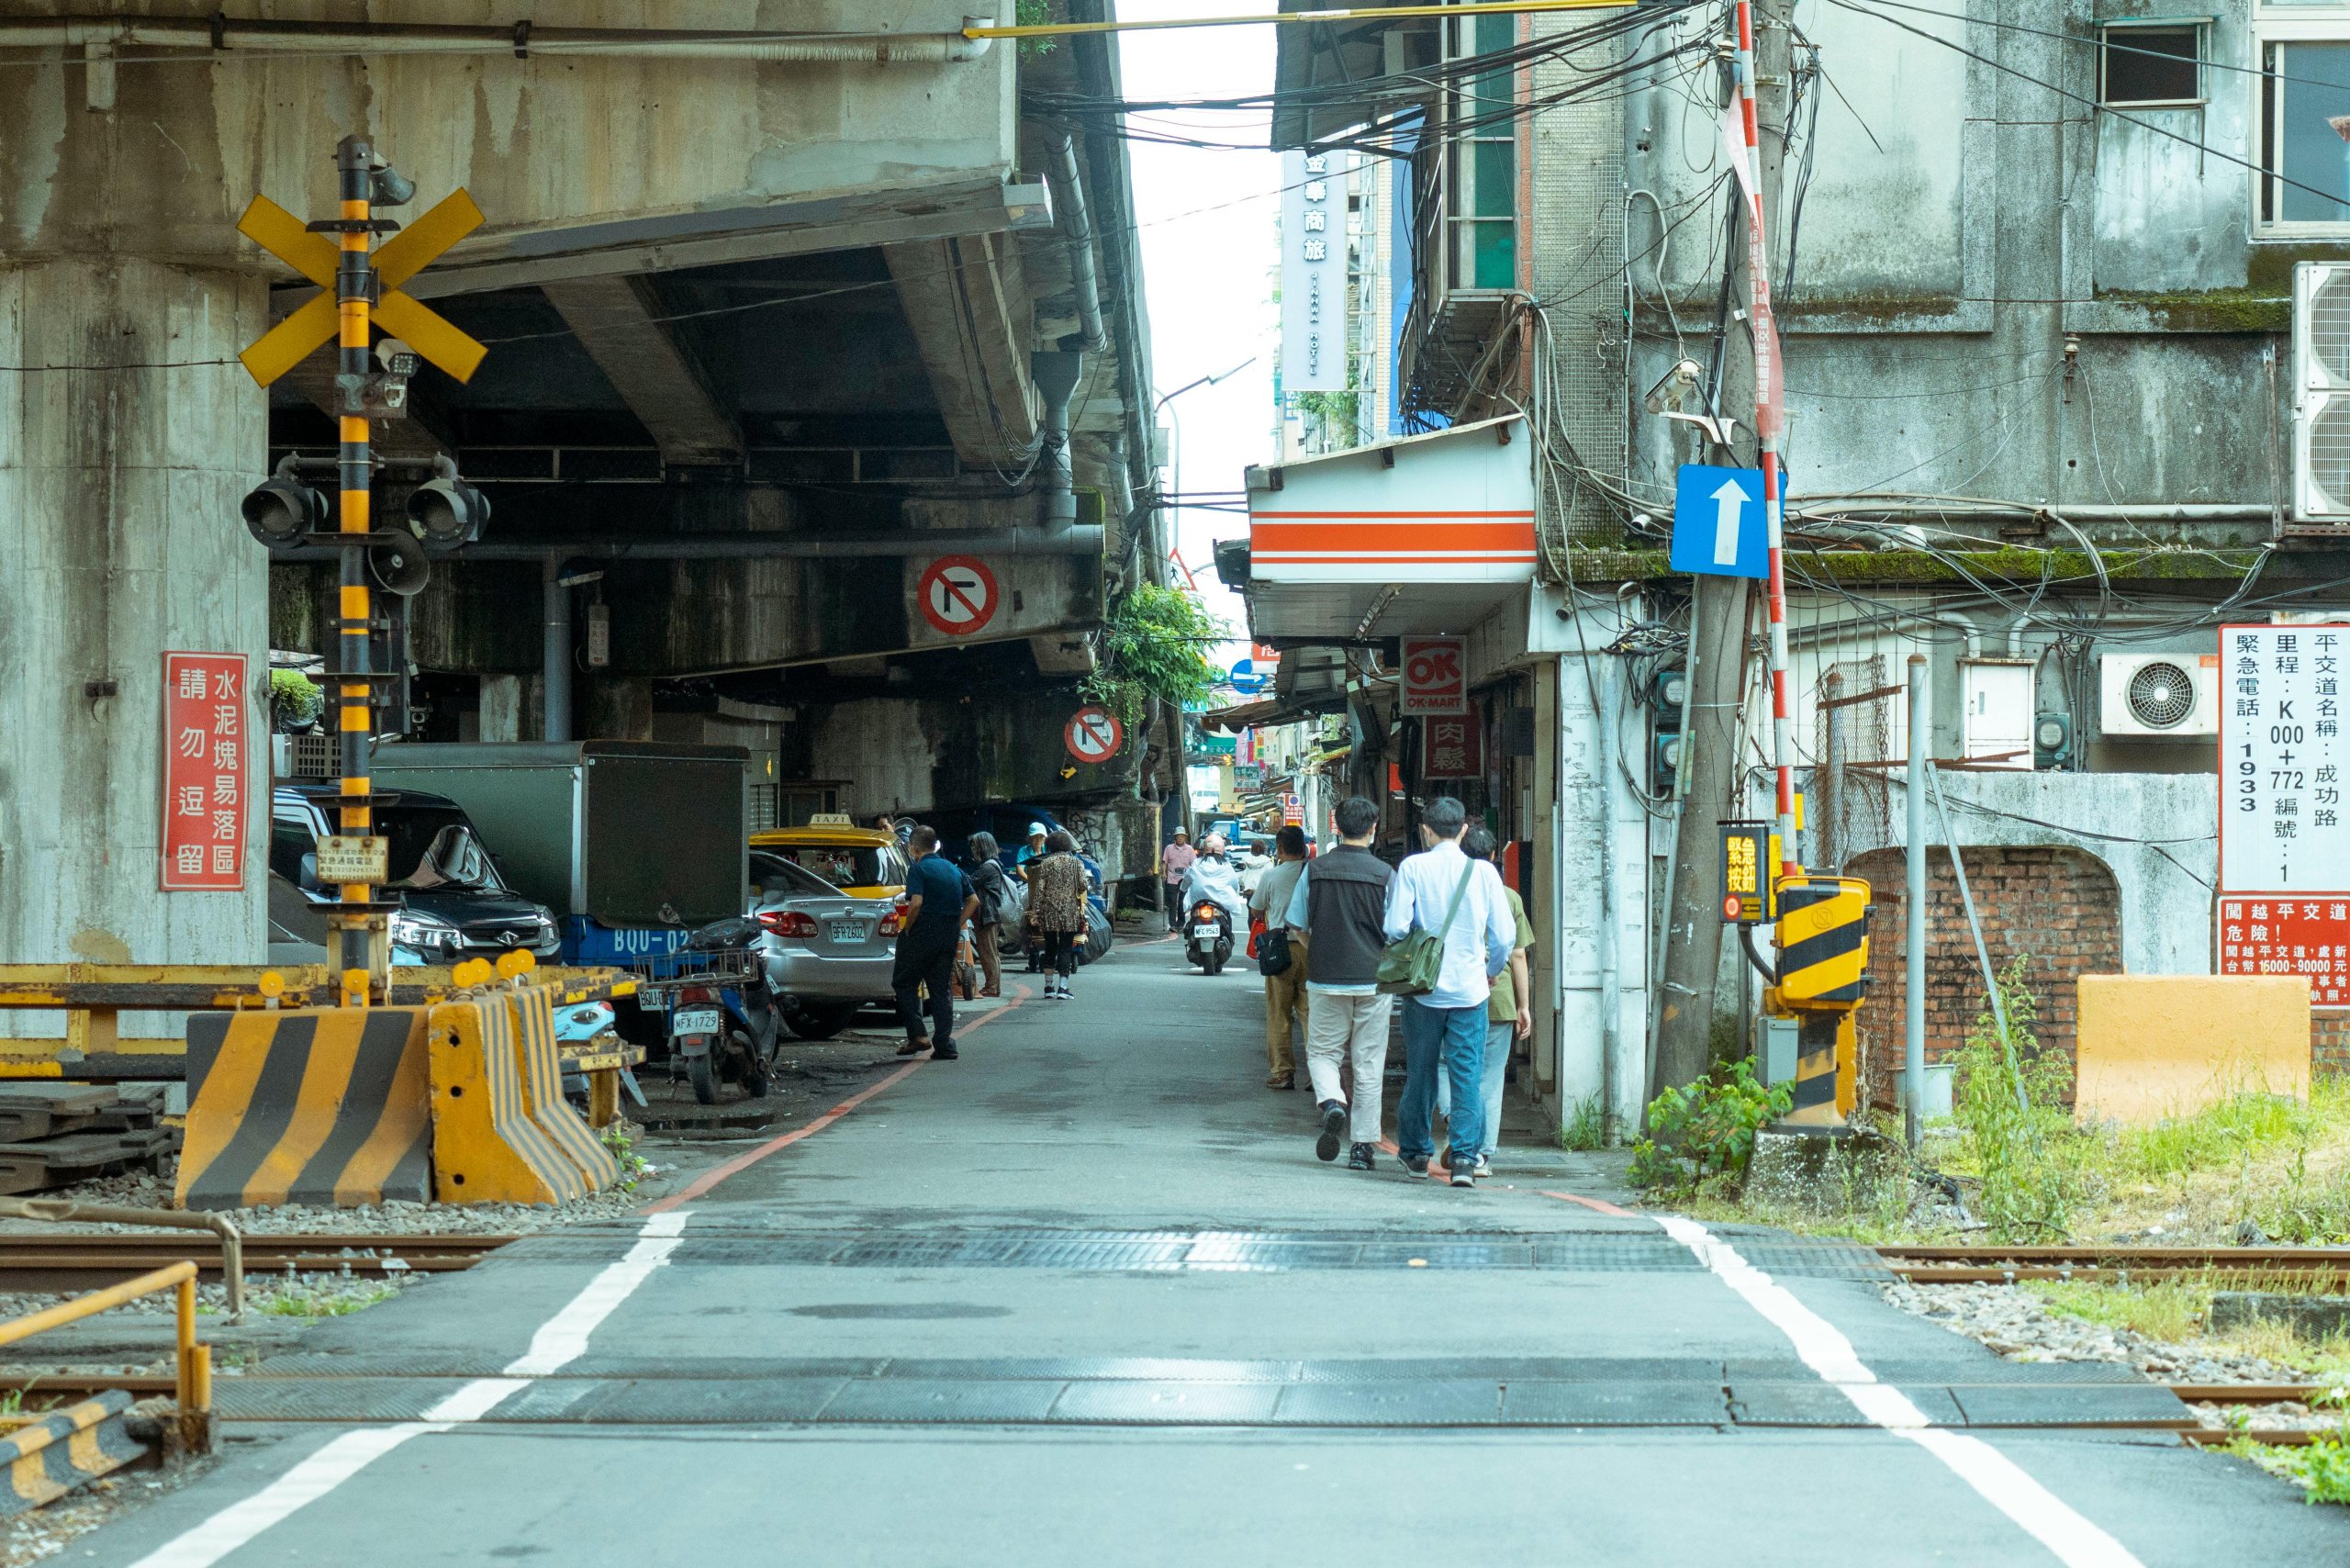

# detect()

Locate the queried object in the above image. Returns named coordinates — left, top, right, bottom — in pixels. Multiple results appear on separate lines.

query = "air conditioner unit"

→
left=2294, top=261, right=2350, bottom=522
left=2098, top=653, right=2220, bottom=738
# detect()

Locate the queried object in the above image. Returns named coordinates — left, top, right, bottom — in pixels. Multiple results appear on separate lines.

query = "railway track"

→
left=1875, top=1243, right=2350, bottom=1286
left=0, top=1232, right=515, bottom=1292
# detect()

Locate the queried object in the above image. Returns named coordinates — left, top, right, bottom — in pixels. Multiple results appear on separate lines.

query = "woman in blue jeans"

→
left=1435, top=825, right=1534, bottom=1177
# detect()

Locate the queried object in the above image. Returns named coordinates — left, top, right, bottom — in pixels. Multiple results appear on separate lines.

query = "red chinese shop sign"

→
left=2218, top=896, right=2350, bottom=1004
left=161, top=653, right=250, bottom=891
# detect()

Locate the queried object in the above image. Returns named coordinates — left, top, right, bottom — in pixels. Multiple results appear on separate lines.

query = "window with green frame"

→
left=1448, top=12, right=1517, bottom=290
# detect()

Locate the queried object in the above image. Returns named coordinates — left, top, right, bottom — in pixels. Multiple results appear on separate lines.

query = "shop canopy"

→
left=1237, top=415, right=1537, bottom=642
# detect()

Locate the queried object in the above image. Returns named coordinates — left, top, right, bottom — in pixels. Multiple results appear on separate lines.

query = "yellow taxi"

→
left=748, top=815, right=910, bottom=900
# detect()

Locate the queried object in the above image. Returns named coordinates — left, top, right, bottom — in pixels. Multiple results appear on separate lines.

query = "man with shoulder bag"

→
left=1283, top=798, right=1396, bottom=1169
left=1380, top=796, right=1516, bottom=1188
left=1248, top=825, right=1312, bottom=1091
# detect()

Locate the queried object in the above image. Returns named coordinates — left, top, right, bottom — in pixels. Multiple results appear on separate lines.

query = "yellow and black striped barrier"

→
left=0, top=1391, right=147, bottom=1515
left=1768, top=873, right=1872, bottom=1128
left=175, top=1007, right=434, bottom=1210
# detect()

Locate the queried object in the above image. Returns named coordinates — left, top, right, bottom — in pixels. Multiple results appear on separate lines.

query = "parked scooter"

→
left=1184, top=899, right=1235, bottom=975
left=635, top=916, right=783, bottom=1105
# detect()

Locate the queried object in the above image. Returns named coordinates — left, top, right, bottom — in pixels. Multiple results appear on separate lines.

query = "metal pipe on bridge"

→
left=276, top=528, right=1105, bottom=565
left=0, top=17, right=995, bottom=62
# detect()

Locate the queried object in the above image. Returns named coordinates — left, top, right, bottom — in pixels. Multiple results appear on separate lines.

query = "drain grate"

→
left=484, top=1228, right=1888, bottom=1280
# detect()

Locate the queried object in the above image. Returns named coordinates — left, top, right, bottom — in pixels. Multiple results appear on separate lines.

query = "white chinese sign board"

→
left=1279, top=149, right=1347, bottom=394
left=2219, top=623, right=2350, bottom=894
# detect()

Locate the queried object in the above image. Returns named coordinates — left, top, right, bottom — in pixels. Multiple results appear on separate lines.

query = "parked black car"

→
left=268, top=784, right=560, bottom=964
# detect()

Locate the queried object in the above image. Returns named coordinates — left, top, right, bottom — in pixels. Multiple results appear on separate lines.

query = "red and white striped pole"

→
left=1726, top=0, right=1796, bottom=878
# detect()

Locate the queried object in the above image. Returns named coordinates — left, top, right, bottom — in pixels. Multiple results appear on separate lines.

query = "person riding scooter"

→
left=1179, top=834, right=1249, bottom=928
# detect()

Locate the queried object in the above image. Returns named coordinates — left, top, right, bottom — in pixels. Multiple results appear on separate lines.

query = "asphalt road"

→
left=83, top=940, right=2350, bottom=1566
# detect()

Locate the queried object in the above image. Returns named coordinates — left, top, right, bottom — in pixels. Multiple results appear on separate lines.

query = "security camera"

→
left=1643, top=358, right=1703, bottom=416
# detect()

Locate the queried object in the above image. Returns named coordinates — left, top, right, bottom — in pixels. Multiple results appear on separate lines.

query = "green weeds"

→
left=1629, top=1059, right=1789, bottom=1194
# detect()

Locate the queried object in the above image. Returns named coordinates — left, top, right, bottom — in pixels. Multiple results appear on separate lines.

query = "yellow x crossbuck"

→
left=236, top=188, right=487, bottom=388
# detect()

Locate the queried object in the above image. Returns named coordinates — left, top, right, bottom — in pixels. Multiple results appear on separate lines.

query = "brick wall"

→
left=1845, top=846, right=2123, bottom=1109
left=2314, top=1014, right=2350, bottom=1078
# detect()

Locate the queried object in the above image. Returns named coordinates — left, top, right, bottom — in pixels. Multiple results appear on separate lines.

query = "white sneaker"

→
left=1472, top=1155, right=1492, bottom=1178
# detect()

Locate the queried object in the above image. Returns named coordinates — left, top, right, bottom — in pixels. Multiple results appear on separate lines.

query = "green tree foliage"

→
left=1083, top=585, right=1225, bottom=724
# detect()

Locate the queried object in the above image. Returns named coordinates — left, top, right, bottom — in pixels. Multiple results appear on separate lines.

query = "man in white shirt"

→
left=1383, top=795, right=1516, bottom=1188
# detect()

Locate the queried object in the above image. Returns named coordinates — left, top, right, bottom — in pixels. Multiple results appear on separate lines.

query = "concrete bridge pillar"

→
left=0, top=256, right=269, bottom=980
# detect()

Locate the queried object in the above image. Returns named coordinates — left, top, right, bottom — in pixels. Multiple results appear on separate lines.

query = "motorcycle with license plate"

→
left=1184, top=900, right=1234, bottom=975
left=631, top=915, right=783, bottom=1105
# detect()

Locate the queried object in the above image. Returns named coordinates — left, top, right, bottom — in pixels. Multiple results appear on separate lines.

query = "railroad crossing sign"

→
left=915, top=555, right=1000, bottom=637
left=1064, top=705, right=1124, bottom=765
left=236, top=188, right=488, bottom=387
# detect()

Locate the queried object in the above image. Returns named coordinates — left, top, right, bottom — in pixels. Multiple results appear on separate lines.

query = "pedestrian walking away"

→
left=1159, top=825, right=1196, bottom=923
left=1284, top=796, right=1396, bottom=1170
left=892, top=823, right=978, bottom=1060
left=1384, top=796, right=1515, bottom=1188
left=1250, top=824, right=1312, bottom=1090
left=1027, top=829, right=1091, bottom=1001
left=1434, top=824, right=1534, bottom=1179
left=966, top=832, right=1008, bottom=998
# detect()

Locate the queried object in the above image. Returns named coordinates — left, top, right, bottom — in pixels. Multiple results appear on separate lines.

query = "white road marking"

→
left=1655, top=1215, right=2143, bottom=1568
left=129, top=1210, right=692, bottom=1568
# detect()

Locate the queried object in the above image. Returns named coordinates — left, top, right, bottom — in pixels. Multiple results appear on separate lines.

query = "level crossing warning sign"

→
left=916, top=556, right=999, bottom=637
left=2219, top=622, right=2350, bottom=1002
left=1065, top=705, right=1124, bottom=765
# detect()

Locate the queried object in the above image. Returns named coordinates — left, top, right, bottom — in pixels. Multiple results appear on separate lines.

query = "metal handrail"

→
left=0, top=1261, right=212, bottom=1451
left=0, top=1200, right=242, bottom=1320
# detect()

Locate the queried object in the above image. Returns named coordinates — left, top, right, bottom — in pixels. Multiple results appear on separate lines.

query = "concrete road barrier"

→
left=427, top=998, right=593, bottom=1205
left=503, top=985, right=621, bottom=1193
left=175, top=1008, right=434, bottom=1210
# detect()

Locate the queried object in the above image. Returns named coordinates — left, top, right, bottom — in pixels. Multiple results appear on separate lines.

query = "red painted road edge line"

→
left=1536, top=1188, right=1639, bottom=1218
left=643, top=984, right=1033, bottom=1213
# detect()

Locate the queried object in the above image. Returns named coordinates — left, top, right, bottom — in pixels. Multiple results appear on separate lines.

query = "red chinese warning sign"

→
left=2218, top=895, right=2350, bottom=1006
left=161, top=652, right=250, bottom=891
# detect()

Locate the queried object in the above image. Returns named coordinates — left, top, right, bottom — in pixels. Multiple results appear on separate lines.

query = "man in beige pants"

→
left=1250, top=825, right=1312, bottom=1089
left=1282, top=797, right=1396, bottom=1168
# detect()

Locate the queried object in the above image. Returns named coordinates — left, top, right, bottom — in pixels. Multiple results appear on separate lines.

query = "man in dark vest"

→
left=1282, top=795, right=1396, bottom=1169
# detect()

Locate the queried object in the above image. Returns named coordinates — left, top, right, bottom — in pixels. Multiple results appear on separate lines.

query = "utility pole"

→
left=330, top=134, right=386, bottom=999
left=1651, top=0, right=1793, bottom=1101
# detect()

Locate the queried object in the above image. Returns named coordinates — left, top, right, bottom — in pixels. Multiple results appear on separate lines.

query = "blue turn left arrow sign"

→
left=1670, top=464, right=1768, bottom=580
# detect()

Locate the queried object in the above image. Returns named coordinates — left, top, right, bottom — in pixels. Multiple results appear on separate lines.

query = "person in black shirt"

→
left=894, top=824, right=978, bottom=1060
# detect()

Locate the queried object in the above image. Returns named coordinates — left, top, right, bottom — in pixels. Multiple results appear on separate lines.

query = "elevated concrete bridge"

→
left=0, top=3, right=1158, bottom=978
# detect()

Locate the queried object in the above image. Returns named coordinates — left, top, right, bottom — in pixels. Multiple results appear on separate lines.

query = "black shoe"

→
left=1397, top=1152, right=1430, bottom=1179
left=896, top=1039, right=928, bottom=1057
left=930, top=1044, right=959, bottom=1060
left=1449, top=1163, right=1477, bottom=1189
left=1315, top=1103, right=1346, bottom=1162
left=1348, top=1143, right=1375, bottom=1170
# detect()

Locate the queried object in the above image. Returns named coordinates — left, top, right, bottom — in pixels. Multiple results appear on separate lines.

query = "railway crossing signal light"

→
left=241, top=468, right=327, bottom=547
left=236, top=139, right=494, bottom=1001
left=407, top=470, right=491, bottom=546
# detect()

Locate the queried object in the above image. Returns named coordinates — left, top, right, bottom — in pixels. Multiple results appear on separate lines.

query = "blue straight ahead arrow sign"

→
left=1670, top=464, right=1768, bottom=579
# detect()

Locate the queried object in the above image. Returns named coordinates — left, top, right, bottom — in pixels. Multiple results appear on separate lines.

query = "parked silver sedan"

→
left=748, top=851, right=900, bottom=1040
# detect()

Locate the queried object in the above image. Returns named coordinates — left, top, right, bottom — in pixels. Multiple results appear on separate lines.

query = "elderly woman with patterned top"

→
left=1025, top=830, right=1092, bottom=1002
